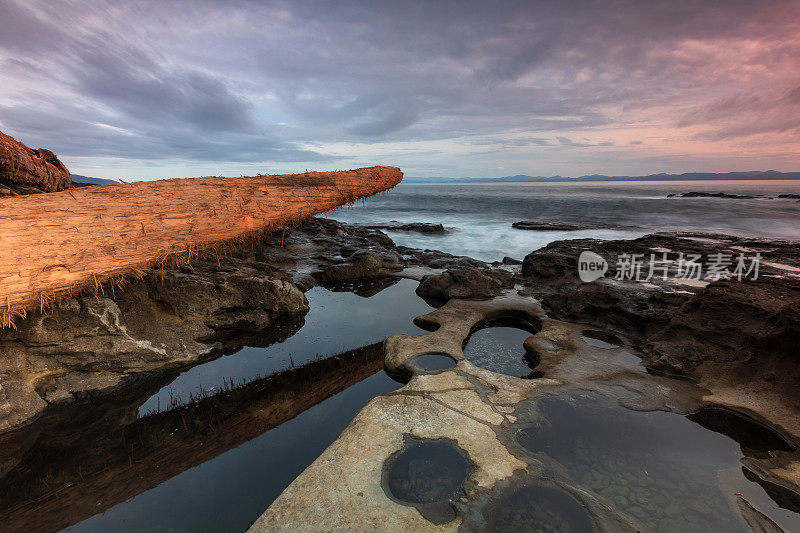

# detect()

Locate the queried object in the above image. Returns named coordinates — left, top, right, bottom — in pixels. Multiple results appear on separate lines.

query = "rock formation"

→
left=0, top=131, right=71, bottom=192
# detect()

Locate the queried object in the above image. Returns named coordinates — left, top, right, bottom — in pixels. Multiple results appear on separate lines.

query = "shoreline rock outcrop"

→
left=0, top=131, right=71, bottom=192
left=415, top=268, right=513, bottom=306
left=1, top=215, right=799, bottom=531
left=362, top=222, right=447, bottom=234
left=0, top=216, right=483, bottom=434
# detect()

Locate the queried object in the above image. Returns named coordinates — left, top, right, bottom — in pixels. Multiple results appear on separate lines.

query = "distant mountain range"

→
left=403, top=170, right=800, bottom=183
left=70, top=170, right=800, bottom=185
left=70, top=174, right=120, bottom=185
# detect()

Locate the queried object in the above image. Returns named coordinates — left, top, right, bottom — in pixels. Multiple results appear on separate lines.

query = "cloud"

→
left=558, top=137, right=614, bottom=148
left=679, top=84, right=800, bottom=141
left=71, top=37, right=255, bottom=133
left=0, top=0, right=799, bottom=177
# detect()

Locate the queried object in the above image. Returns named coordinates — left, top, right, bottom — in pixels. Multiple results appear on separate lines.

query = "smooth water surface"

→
left=43, top=278, right=430, bottom=532
left=413, top=353, right=457, bottom=372
left=463, top=326, right=538, bottom=378
left=67, top=373, right=399, bottom=533
left=139, top=278, right=432, bottom=415
left=517, top=393, right=800, bottom=532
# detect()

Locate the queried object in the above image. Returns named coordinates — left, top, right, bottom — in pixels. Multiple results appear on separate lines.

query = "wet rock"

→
left=0, top=269, right=309, bottom=407
left=363, top=222, right=447, bottom=234
left=415, top=268, right=513, bottom=305
left=646, top=276, right=800, bottom=373
left=0, top=131, right=71, bottom=192
left=0, top=216, right=407, bottom=432
left=513, top=221, right=595, bottom=231
left=317, top=250, right=403, bottom=283
left=521, top=232, right=800, bottom=336
left=541, top=279, right=690, bottom=337
left=777, top=194, right=800, bottom=199
left=667, top=192, right=770, bottom=199
left=399, top=246, right=488, bottom=270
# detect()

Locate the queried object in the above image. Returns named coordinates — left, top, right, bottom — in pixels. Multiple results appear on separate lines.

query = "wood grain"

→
left=0, top=166, right=402, bottom=325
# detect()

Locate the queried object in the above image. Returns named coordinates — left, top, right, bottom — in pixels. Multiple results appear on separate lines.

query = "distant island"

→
left=404, top=170, right=800, bottom=183
left=70, top=174, right=120, bottom=185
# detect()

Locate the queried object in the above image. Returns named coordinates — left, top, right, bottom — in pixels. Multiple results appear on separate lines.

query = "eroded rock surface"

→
left=0, top=131, right=71, bottom=192
left=254, top=290, right=795, bottom=531
left=519, top=231, right=800, bottom=493
left=415, top=268, right=513, bottom=306
left=362, top=222, right=447, bottom=234
left=0, top=217, right=491, bottom=435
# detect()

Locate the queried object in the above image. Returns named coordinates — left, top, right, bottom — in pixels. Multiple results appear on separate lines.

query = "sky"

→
left=1, top=0, right=799, bottom=180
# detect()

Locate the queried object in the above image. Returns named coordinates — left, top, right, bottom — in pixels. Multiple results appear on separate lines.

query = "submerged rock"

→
left=362, top=222, right=447, bottom=234
left=512, top=221, right=596, bottom=231
left=667, top=191, right=770, bottom=199
left=316, top=250, right=403, bottom=283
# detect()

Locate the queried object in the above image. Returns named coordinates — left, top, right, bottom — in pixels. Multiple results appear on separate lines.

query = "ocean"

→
left=329, top=180, right=800, bottom=262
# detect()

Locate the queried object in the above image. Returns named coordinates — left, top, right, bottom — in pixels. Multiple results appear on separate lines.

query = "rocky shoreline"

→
left=1, top=215, right=799, bottom=530
left=0, top=217, right=488, bottom=435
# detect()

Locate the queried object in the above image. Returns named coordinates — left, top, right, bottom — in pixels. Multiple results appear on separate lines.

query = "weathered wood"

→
left=0, top=166, right=402, bottom=326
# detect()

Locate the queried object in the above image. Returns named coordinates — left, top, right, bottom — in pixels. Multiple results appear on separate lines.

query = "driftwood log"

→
left=0, top=166, right=402, bottom=326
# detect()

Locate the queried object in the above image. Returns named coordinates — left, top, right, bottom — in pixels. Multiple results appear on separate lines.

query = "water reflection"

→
left=515, top=392, right=800, bottom=532
left=0, top=277, right=430, bottom=533
left=139, top=278, right=431, bottom=415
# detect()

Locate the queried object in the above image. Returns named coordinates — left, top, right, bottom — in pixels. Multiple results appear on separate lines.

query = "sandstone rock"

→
left=517, top=231, right=800, bottom=384
left=317, top=250, right=403, bottom=283
left=540, top=279, right=690, bottom=337
left=0, top=131, right=71, bottom=192
left=646, top=276, right=800, bottom=373
left=416, top=268, right=513, bottom=306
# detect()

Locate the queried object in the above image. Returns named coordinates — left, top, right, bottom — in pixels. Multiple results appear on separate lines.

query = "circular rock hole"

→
left=383, top=436, right=473, bottom=523
left=413, top=353, right=457, bottom=373
left=488, top=485, right=595, bottom=532
left=581, top=329, right=623, bottom=349
left=462, top=314, right=542, bottom=378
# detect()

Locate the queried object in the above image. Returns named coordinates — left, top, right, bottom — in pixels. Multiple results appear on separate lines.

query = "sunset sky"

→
left=1, top=0, right=799, bottom=179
